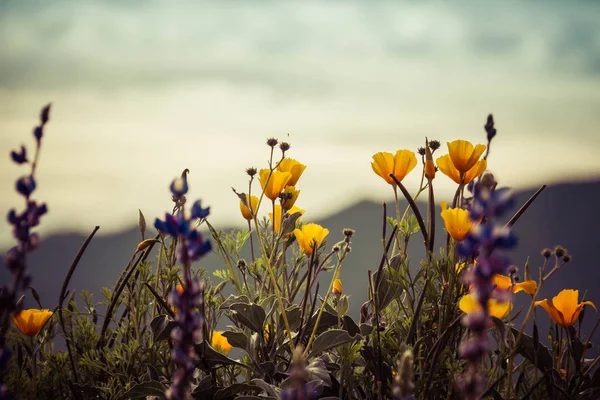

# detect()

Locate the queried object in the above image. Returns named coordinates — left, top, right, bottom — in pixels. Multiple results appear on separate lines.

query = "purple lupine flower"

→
left=1, top=104, right=51, bottom=399
left=156, top=176, right=211, bottom=400
left=456, top=176, right=516, bottom=399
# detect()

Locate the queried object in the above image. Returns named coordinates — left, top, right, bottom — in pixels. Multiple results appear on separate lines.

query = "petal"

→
left=570, top=301, right=597, bottom=326
left=459, top=293, right=481, bottom=313
left=489, top=299, right=512, bottom=320
left=552, top=289, right=580, bottom=326
left=393, top=150, right=417, bottom=182
left=447, top=140, right=474, bottom=172
left=535, top=299, right=567, bottom=327
left=463, top=160, right=487, bottom=184
left=371, top=152, right=395, bottom=185
left=436, top=154, right=461, bottom=184
left=513, top=280, right=537, bottom=295
left=492, top=274, right=512, bottom=291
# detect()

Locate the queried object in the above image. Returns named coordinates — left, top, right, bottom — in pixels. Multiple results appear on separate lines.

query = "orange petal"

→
left=513, top=280, right=537, bottom=295
left=535, top=299, right=566, bottom=327
left=436, top=154, right=461, bottom=184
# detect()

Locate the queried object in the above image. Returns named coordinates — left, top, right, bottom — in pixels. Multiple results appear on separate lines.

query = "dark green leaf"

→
left=222, top=330, right=248, bottom=350
left=214, top=383, right=262, bottom=400
left=510, top=327, right=553, bottom=373
left=342, top=316, right=361, bottom=337
left=195, top=341, right=245, bottom=370
left=568, top=325, right=584, bottom=373
left=251, top=378, right=280, bottom=397
left=309, top=329, right=361, bottom=357
left=116, top=380, right=165, bottom=399
left=230, top=303, right=266, bottom=333
left=150, top=315, right=175, bottom=343
left=305, top=311, right=339, bottom=337
left=220, top=294, right=250, bottom=309
left=279, top=305, right=302, bottom=332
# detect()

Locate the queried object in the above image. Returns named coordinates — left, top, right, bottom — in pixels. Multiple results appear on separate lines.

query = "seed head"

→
left=541, top=248, right=552, bottom=258
left=266, top=138, right=278, bottom=147
left=343, top=228, right=355, bottom=238
left=554, top=246, right=566, bottom=258
left=563, top=254, right=571, bottom=263
left=428, top=140, right=441, bottom=151
left=279, top=142, right=291, bottom=152
left=417, top=147, right=426, bottom=156
left=246, top=167, right=257, bottom=177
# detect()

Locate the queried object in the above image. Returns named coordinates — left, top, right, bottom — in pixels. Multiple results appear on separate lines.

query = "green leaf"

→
left=230, top=302, right=266, bottom=333
left=195, top=341, right=245, bottom=371
left=214, top=383, right=262, bottom=400
left=220, top=294, right=251, bottom=309
left=150, top=315, right=175, bottom=343
left=251, top=378, right=280, bottom=397
left=222, top=330, right=249, bottom=350
left=279, top=305, right=302, bottom=332
left=116, top=380, right=165, bottom=400
left=342, top=315, right=361, bottom=337
left=510, top=327, right=553, bottom=372
left=309, top=329, right=361, bottom=357
left=305, top=311, right=339, bottom=337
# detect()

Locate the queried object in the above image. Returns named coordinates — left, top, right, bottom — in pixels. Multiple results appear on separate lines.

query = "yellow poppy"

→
left=458, top=293, right=512, bottom=320
left=493, top=274, right=537, bottom=295
left=240, top=194, right=259, bottom=220
left=211, top=330, right=232, bottom=354
left=446, top=140, right=486, bottom=173
left=436, top=154, right=487, bottom=185
left=259, top=169, right=291, bottom=201
left=424, top=142, right=436, bottom=180
left=440, top=202, right=476, bottom=241
left=277, top=158, right=306, bottom=187
left=269, top=205, right=305, bottom=234
left=281, top=186, right=300, bottom=211
left=294, top=223, right=329, bottom=255
left=371, top=150, right=417, bottom=186
left=534, top=289, right=597, bottom=328
left=333, top=279, right=343, bottom=295
left=12, top=309, right=54, bottom=337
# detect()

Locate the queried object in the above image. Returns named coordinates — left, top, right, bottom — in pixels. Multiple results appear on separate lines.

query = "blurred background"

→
left=1, top=1, right=600, bottom=325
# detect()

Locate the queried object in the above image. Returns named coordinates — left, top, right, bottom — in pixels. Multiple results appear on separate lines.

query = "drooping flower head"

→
left=294, top=223, right=329, bottom=255
left=259, top=169, right=292, bottom=201
left=440, top=202, right=476, bottom=242
left=12, top=309, right=53, bottom=337
left=371, top=150, right=417, bottom=186
left=535, top=289, right=597, bottom=328
left=447, top=140, right=486, bottom=173
left=277, top=158, right=306, bottom=187
left=239, top=195, right=259, bottom=220
left=281, top=186, right=300, bottom=211
left=436, top=154, right=487, bottom=185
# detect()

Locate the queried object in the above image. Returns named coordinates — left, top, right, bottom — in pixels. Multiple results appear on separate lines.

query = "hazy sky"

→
left=1, top=1, right=600, bottom=246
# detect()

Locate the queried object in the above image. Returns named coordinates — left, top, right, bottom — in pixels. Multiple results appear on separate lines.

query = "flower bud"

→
left=333, top=279, right=342, bottom=296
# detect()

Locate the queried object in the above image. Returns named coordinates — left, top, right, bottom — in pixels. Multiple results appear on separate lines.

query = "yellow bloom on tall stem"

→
left=240, top=195, right=259, bottom=220
left=446, top=140, right=486, bottom=173
left=436, top=154, right=487, bottom=184
left=269, top=205, right=305, bottom=234
left=294, top=223, right=329, bottom=255
left=534, top=289, right=597, bottom=328
left=493, top=274, right=537, bottom=295
left=259, top=169, right=291, bottom=201
left=459, top=293, right=512, bottom=320
left=371, top=150, right=417, bottom=186
left=12, top=309, right=53, bottom=337
left=440, top=202, right=476, bottom=241
left=277, top=158, right=306, bottom=187
left=281, top=186, right=300, bottom=211
left=211, top=330, right=232, bottom=354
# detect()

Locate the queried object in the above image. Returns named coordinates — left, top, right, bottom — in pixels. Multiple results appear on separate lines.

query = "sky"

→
left=1, top=0, right=600, bottom=247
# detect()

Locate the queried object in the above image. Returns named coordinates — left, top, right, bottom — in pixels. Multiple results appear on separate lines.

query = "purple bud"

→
left=33, top=126, right=43, bottom=141
left=10, top=145, right=28, bottom=164
left=15, top=175, right=36, bottom=198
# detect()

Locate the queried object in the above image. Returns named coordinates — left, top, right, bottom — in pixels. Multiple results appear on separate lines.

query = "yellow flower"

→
left=259, top=169, right=291, bottom=201
left=12, top=309, right=53, bottom=337
left=534, top=289, right=597, bottom=328
left=458, top=293, right=512, bottom=320
left=269, top=205, right=305, bottom=234
left=211, top=331, right=232, bottom=354
left=446, top=140, right=486, bottom=173
left=240, top=195, right=259, bottom=220
left=277, top=158, right=306, bottom=187
left=294, top=223, right=329, bottom=255
left=281, top=186, right=300, bottom=211
left=493, top=274, right=537, bottom=295
left=333, top=279, right=343, bottom=296
left=371, top=150, right=417, bottom=186
left=436, top=154, right=487, bottom=185
left=440, top=202, right=476, bottom=241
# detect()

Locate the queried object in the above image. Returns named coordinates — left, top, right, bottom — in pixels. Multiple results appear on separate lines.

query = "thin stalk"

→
left=389, top=175, right=428, bottom=252
left=506, top=185, right=546, bottom=227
